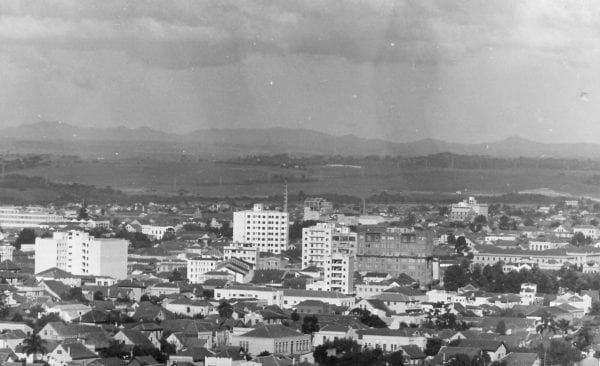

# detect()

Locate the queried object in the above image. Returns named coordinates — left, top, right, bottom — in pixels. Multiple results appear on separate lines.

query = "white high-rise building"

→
left=233, top=204, right=289, bottom=254
left=302, top=223, right=357, bottom=269
left=34, top=230, right=129, bottom=279
left=324, top=253, right=354, bottom=294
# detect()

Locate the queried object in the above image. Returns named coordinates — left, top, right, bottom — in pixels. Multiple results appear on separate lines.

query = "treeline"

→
left=444, top=261, right=600, bottom=294
left=221, top=152, right=600, bottom=171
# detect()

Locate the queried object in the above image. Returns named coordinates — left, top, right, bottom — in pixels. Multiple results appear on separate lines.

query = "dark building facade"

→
left=356, top=226, right=434, bottom=286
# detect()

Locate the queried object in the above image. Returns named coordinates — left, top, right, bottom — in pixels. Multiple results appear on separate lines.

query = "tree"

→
left=571, top=232, right=592, bottom=246
left=556, top=319, right=571, bottom=334
left=350, top=308, right=387, bottom=328
left=290, top=311, right=300, bottom=322
left=455, top=236, right=468, bottom=254
left=14, top=228, right=36, bottom=250
left=495, top=320, right=507, bottom=335
left=388, top=350, right=404, bottom=366
left=258, top=351, right=272, bottom=356
left=77, top=204, right=89, bottom=220
left=301, top=315, right=319, bottom=334
left=537, top=339, right=583, bottom=366
left=218, top=301, right=233, bottom=319
left=22, top=333, right=47, bottom=362
left=100, top=339, right=128, bottom=358
left=443, top=264, right=469, bottom=291
left=93, top=291, right=104, bottom=301
left=140, top=294, right=150, bottom=302
left=535, top=312, right=557, bottom=338
left=473, top=215, right=487, bottom=224
left=424, top=338, right=442, bottom=356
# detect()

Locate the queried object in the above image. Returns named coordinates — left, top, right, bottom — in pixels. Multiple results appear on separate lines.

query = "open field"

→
left=13, top=157, right=600, bottom=199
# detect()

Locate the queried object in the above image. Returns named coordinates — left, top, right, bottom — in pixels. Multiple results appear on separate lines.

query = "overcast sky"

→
left=1, top=0, right=599, bottom=143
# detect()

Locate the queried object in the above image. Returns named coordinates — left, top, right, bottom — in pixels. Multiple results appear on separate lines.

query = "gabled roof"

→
left=239, top=325, right=303, bottom=339
left=41, top=280, right=71, bottom=299
left=58, top=343, right=98, bottom=360
left=457, top=339, right=506, bottom=351
left=176, top=346, right=214, bottom=361
left=400, top=344, right=426, bottom=359
left=500, top=352, right=539, bottom=366
left=116, top=329, right=155, bottom=349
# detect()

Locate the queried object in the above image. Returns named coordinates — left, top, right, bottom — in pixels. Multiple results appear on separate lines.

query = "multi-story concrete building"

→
left=303, top=197, right=333, bottom=221
left=356, top=227, right=433, bottom=286
left=187, top=255, right=221, bottom=284
left=449, top=196, right=488, bottom=222
left=0, top=206, right=65, bottom=228
left=223, top=243, right=259, bottom=265
left=302, top=223, right=356, bottom=269
left=233, top=204, right=289, bottom=254
left=324, top=253, right=354, bottom=294
left=34, top=230, right=128, bottom=279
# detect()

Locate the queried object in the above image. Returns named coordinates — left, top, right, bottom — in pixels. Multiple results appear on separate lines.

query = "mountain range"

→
left=1, top=121, right=599, bottom=159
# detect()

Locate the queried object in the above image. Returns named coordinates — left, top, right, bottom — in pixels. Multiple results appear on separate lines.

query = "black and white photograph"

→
left=0, top=1, right=598, bottom=366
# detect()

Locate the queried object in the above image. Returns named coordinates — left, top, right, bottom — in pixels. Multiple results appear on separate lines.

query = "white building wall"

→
left=34, top=231, right=128, bottom=279
left=232, top=204, right=289, bottom=254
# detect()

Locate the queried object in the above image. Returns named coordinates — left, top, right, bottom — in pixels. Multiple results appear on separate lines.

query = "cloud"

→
left=0, top=0, right=599, bottom=68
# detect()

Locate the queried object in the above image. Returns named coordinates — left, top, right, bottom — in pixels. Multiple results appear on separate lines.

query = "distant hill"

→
left=2, top=121, right=600, bottom=158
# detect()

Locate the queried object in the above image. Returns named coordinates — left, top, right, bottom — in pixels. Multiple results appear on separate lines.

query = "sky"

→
left=1, top=0, right=600, bottom=143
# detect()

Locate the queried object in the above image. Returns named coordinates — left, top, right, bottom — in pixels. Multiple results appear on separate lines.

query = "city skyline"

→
left=1, top=1, right=600, bottom=143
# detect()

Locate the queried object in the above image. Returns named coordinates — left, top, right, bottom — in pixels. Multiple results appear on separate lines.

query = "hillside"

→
left=2, top=121, right=600, bottom=159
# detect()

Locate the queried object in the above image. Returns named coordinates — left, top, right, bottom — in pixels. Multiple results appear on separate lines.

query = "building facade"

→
left=356, top=227, right=433, bottom=286
left=324, top=253, right=354, bottom=294
left=0, top=206, right=65, bottom=228
left=187, top=255, right=221, bottom=284
left=302, top=223, right=356, bottom=269
left=34, top=230, right=128, bottom=279
left=449, top=197, right=488, bottom=222
left=233, top=204, right=289, bottom=254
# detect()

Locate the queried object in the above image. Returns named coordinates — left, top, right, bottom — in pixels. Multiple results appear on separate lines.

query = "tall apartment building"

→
left=356, top=226, right=433, bottom=286
left=34, top=230, right=129, bottom=279
left=187, top=255, right=221, bottom=284
left=302, top=223, right=357, bottom=269
left=0, top=206, right=65, bottom=228
left=449, top=197, right=488, bottom=222
left=233, top=204, right=289, bottom=254
left=324, top=253, right=354, bottom=294
left=303, top=198, right=333, bottom=221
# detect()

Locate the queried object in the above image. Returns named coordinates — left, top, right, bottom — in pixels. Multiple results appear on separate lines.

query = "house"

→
left=231, top=325, right=312, bottom=356
left=147, top=283, right=181, bottom=297
left=455, top=339, right=508, bottom=362
left=357, top=328, right=427, bottom=352
left=165, top=333, right=208, bottom=352
left=113, top=329, right=156, bottom=351
left=295, top=300, right=333, bottom=315
left=46, top=342, right=99, bottom=366
left=204, top=347, right=248, bottom=366
left=46, top=303, right=92, bottom=322
left=500, top=352, right=540, bottom=366
left=354, top=299, right=391, bottom=318
left=132, top=303, right=174, bottom=322
left=166, top=346, right=214, bottom=366
left=313, top=324, right=359, bottom=347
left=400, top=344, right=427, bottom=366
left=164, top=298, right=214, bottom=318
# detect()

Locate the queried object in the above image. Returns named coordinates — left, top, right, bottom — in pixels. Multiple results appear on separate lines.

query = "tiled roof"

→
left=239, top=325, right=303, bottom=339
